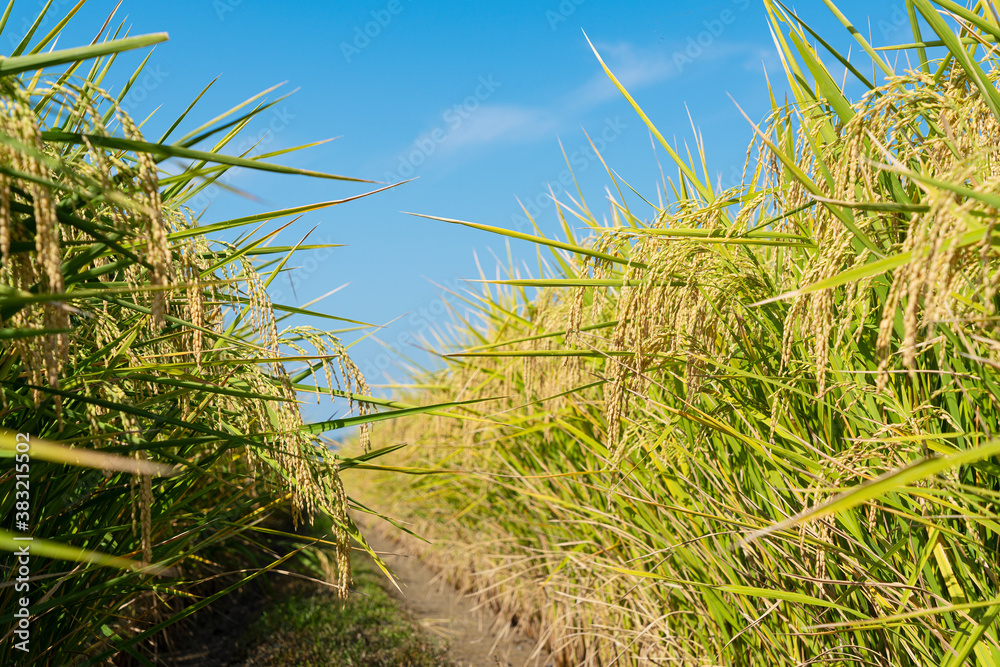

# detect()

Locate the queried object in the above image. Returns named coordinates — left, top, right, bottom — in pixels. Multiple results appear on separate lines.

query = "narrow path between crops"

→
left=363, top=528, right=554, bottom=667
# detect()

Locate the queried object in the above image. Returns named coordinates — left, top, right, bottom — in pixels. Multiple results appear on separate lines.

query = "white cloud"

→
left=382, top=39, right=767, bottom=176
left=566, top=41, right=679, bottom=110
left=434, top=105, right=559, bottom=155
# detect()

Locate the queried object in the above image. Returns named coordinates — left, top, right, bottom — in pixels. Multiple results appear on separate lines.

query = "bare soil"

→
left=152, top=526, right=552, bottom=667
left=363, top=528, right=554, bottom=667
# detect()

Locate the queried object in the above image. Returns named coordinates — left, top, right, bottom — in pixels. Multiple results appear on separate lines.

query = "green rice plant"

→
left=348, top=1, right=1000, bottom=664
left=0, top=2, right=471, bottom=663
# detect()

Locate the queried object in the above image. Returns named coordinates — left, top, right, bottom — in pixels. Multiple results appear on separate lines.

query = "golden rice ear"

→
left=0, top=82, right=68, bottom=406
left=330, top=473, right=351, bottom=599
left=0, top=173, right=10, bottom=266
left=182, top=243, right=205, bottom=372
left=109, top=97, right=173, bottom=330
left=0, top=8, right=398, bottom=659
left=340, top=3, right=1000, bottom=663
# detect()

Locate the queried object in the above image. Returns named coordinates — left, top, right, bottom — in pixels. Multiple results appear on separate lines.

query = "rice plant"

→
left=349, top=1, right=1000, bottom=664
left=0, top=2, right=470, bottom=663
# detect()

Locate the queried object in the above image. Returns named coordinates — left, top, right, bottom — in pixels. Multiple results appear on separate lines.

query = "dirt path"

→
left=362, top=529, right=553, bottom=667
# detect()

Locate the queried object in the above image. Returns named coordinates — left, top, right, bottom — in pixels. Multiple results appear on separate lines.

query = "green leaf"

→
left=41, top=131, right=372, bottom=183
left=716, top=584, right=867, bottom=618
left=301, top=396, right=503, bottom=434
left=744, top=437, right=1000, bottom=546
left=0, top=33, right=168, bottom=76
left=0, top=529, right=159, bottom=572
left=0, top=430, right=174, bottom=475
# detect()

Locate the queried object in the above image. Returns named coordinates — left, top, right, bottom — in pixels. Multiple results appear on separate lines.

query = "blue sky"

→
left=9, top=0, right=916, bottom=414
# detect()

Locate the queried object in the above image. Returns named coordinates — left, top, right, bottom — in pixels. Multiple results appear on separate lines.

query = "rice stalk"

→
left=0, top=4, right=447, bottom=663
left=348, top=2, right=1000, bottom=664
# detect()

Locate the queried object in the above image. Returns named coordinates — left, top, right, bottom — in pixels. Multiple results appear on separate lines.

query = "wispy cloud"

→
left=381, top=38, right=767, bottom=179
left=385, top=41, right=674, bottom=168
left=433, top=105, right=558, bottom=156
left=566, top=41, right=678, bottom=110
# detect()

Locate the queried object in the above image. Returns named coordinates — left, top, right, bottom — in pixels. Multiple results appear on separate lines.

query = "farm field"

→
left=2, top=1, right=1000, bottom=666
left=348, top=2, right=1000, bottom=664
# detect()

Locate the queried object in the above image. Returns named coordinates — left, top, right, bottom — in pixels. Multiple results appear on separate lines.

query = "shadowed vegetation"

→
left=0, top=2, right=474, bottom=663
left=235, top=545, right=452, bottom=667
